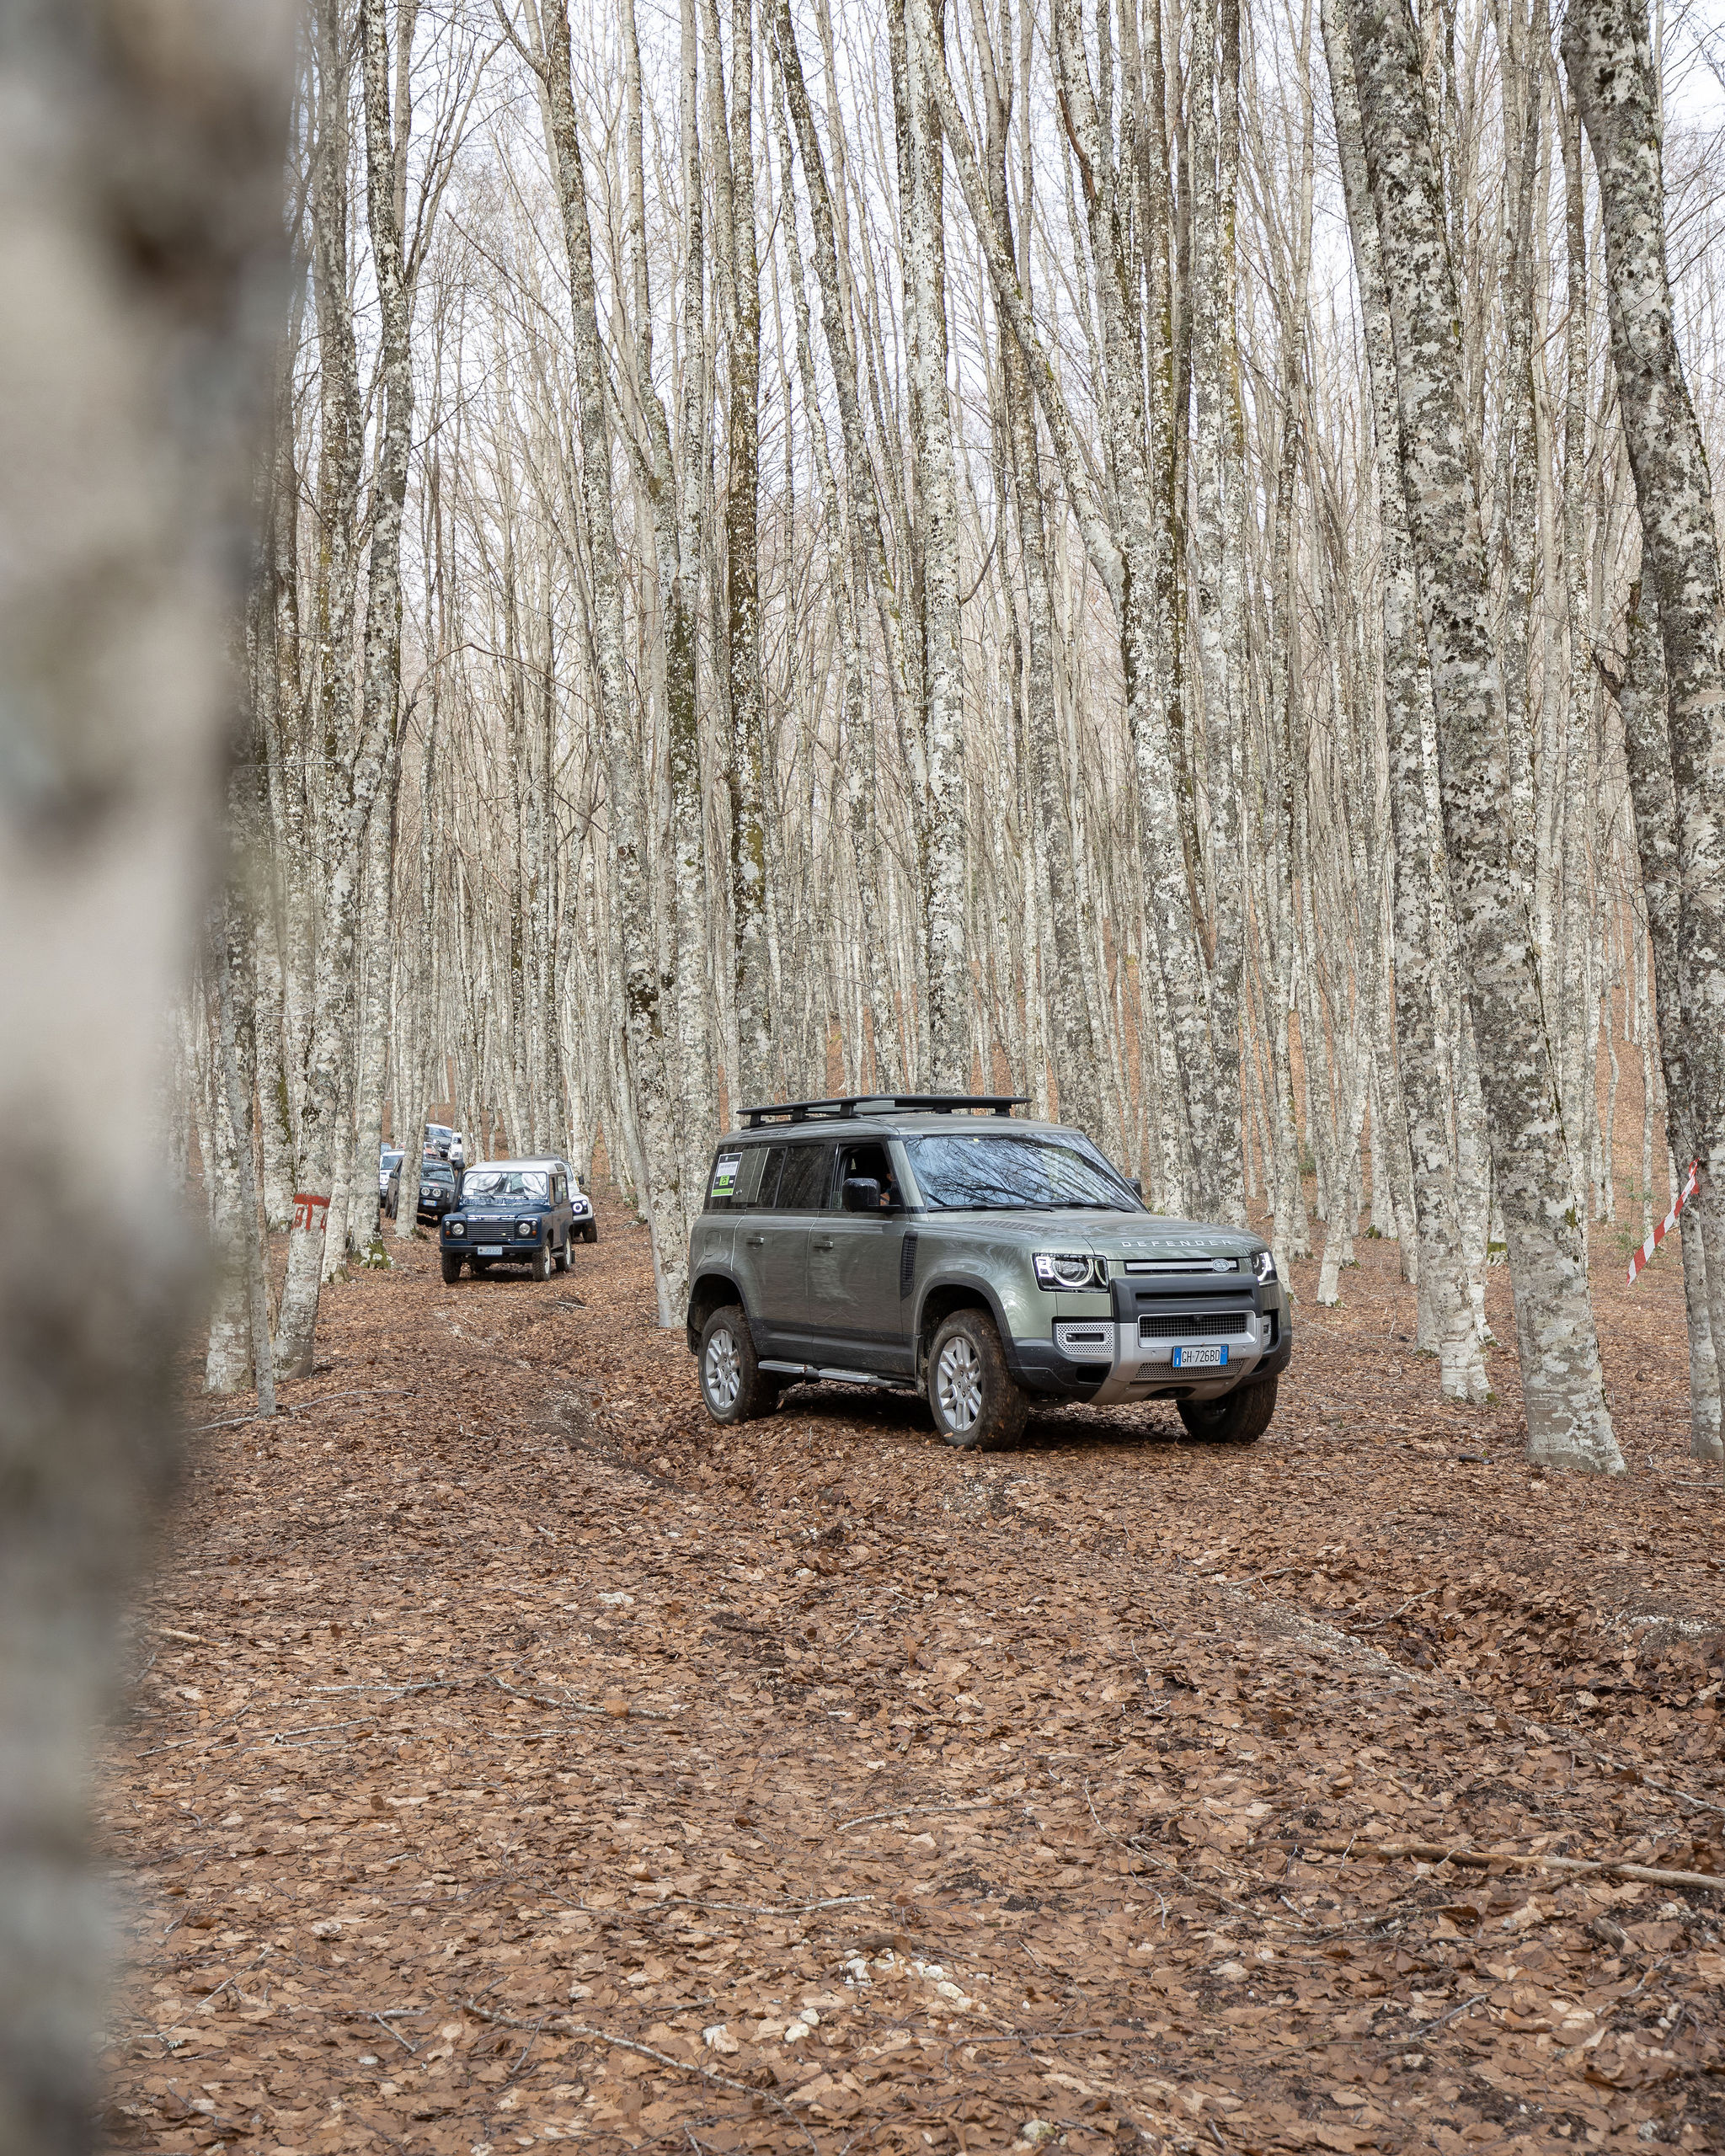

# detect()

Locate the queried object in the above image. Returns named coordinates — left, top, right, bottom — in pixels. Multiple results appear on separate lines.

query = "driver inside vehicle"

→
left=841, top=1140, right=899, bottom=1209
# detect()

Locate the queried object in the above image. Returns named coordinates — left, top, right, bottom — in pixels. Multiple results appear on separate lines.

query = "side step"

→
left=759, top=1360, right=916, bottom=1392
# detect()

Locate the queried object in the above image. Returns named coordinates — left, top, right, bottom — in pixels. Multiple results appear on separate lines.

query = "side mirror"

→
left=1129, top=1177, right=1144, bottom=1198
left=842, top=1177, right=882, bottom=1213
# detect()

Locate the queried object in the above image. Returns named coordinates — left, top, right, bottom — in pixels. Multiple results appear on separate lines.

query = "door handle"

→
left=745, top=1234, right=766, bottom=1247
left=812, top=1236, right=835, bottom=1251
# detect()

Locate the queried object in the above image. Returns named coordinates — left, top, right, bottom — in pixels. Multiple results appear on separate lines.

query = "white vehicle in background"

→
left=552, top=1157, right=597, bottom=1245
left=450, top=1130, right=466, bottom=1171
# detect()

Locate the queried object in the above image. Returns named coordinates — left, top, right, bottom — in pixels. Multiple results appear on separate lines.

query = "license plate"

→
left=478, top=1244, right=504, bottom=1257
left=1172, top=1343, right=1226, bottom=1369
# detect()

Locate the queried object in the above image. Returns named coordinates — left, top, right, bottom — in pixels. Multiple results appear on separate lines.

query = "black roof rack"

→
left=739, top=1092, right=1031, bottom=1130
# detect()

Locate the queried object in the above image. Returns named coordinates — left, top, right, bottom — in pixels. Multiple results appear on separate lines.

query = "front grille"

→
left=1140, top=1312, right=1248, bottom=1342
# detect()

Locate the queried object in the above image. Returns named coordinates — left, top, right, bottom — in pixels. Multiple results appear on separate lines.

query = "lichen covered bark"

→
left=1338, top=0, right=1620, bottom=1470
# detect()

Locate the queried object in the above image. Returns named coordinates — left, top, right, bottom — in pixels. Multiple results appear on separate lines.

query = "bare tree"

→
left=1566, top=0, right=1725, bottom=1465
left=1334, top=0, right=1622, bottom=1470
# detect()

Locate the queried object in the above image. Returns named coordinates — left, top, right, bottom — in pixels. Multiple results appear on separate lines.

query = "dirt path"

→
left=99, top=1198, right=1722, bottom=2155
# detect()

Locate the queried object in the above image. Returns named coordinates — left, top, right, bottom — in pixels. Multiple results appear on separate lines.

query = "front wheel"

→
left=530, top=1240, right=554, bottom=1282
left=580, top=1220, right=598, bottom=1245
left=1178, top=1374, right=1278, bottom=1444
left=698, top=1306, right=780, bottom=1424
left=926, top=1310, right=1028, bottom=1452
left=440, top=1251, right=463, bottom=1285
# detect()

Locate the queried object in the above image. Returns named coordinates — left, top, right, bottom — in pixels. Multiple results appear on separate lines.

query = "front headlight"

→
left=516, top=1219, right=537, bottom=1238
left=447, top=1221, right=465, bottom=1237
left=1252, top=1248, right=1277, bottom=1283
left=573, top=1198, right=590, bottom=1214
left=1033, top=1251, right=1106, bottom=1290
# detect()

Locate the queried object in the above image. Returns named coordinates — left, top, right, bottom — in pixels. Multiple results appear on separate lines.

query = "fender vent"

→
left=899, top=1232, right=918, bottom=1299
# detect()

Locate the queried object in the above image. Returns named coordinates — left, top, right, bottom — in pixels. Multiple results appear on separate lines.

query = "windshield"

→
left=462, top=1168, right=547, bottom=1201
left=904, top=1131, right=1141, bottom=1212
left=421, top=1163, right=453, bottom=1184
left=380, top=1149, right=403, bottom=1168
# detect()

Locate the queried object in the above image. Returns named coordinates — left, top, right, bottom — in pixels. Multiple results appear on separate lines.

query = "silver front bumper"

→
left=1054, top=1313, right=1266, bottom=1405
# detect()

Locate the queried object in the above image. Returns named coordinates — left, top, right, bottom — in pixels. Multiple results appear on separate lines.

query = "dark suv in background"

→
left=685, top=1094, right=1290, bottom=1451
left=416, top=1155, right=460, bottom=1225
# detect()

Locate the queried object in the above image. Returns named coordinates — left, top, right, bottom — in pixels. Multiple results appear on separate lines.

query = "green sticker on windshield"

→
left=713, top=1152, right=741, bottom=1198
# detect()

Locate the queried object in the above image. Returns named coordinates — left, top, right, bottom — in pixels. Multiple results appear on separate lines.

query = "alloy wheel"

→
left=936, top=1335, right=983, bottom=1433
left=704, top=1325, right=742, bottom=1413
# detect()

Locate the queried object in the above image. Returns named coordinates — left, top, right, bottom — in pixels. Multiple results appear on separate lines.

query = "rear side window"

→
left=710, top=1145, right=778, bottom=1211
left=772, top=1143, right=836, bottom=1211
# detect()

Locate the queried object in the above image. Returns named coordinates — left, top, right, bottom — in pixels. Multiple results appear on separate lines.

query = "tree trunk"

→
left=0, top=1, right=291, bottom=2138
left=1565, top=0, right=1725, bottom=1465
left=539, top=0, right=687, bottom=1321
left=1324, top=0, right=1487, bottom=1399
left=1606, top=596, right=1722, bottom=1456
left=274, top=0, right=382, bottom=1374
left=1337, top=0, right=1620, bottom=1470
left=899, top=0, right=969, bottom=1090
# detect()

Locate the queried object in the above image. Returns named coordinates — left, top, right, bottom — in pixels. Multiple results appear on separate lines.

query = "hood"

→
left=1087, top=1217, right=1263, bottom=1261
left=923, top=1209, right=1264, bottom=1261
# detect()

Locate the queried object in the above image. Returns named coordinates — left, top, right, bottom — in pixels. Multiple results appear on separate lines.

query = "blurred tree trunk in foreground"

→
left=0, top=1, right=291, bottom=2144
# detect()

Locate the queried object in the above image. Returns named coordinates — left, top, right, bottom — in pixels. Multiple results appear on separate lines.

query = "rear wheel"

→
left=1178, top=1374, right=1278, bottom=1444
left=698, top=1306, right=779, bottom=1424
left=556, top=1233, right=574, bottom=1273
left=926, top=1310, right=1027, bottom=1452
left=440, top=1251, right=463, bottom=1285
left=530, top=1240, right=554, bottom=1282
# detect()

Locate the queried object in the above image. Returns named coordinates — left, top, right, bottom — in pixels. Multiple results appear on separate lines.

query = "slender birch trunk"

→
left=1606, top=597, right=1722, bottom=1455
left=214, top=880, right=278, bottom=1417
left=899, top=0, right=969, bottom=1089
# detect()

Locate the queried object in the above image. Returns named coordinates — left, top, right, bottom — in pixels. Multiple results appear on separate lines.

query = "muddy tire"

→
left=1178, top=1374, right=1278, bottom=1444
left=926, top=1309, right=1028, bottom=1453
left=440, top=1251, right=463, bottom=1285
left=698, top=1305, right=779, bottom=1425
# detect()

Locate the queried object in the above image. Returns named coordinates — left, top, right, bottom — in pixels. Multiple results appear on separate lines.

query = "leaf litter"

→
left=97, top=1197, right=1723, bottom=2154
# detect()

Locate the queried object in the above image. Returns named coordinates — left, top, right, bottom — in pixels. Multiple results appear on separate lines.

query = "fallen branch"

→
left=188, top=1384, right=418, bottom=1433
left=1353, top=1586, right=1441, bottom=1631
left=460, top=2001, right=817, bottom=2151
left=835, top=1800, right=993, bottom=1833
left=1420, top=1989, right=1493, bottom=2033
left=1277, top=1835, right=1722, bottom=1892
left=491, top=1674, right=676, bottom=1723
left=665, top=1893, right=873, bottom=1916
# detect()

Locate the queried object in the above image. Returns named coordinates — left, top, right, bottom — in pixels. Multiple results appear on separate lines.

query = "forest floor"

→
left=98, top=1193, right=1723, bottom=2156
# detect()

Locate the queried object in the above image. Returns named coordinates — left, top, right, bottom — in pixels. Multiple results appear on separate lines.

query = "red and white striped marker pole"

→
left=1626, top=1160, right=1701, bottom=1285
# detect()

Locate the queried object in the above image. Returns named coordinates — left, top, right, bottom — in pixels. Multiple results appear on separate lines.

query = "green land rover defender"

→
left=684, top=1094, right=1291, bottom=1452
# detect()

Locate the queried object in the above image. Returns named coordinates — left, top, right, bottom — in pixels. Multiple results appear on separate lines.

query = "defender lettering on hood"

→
left=683, top=1093, right=1291, bottom=1453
